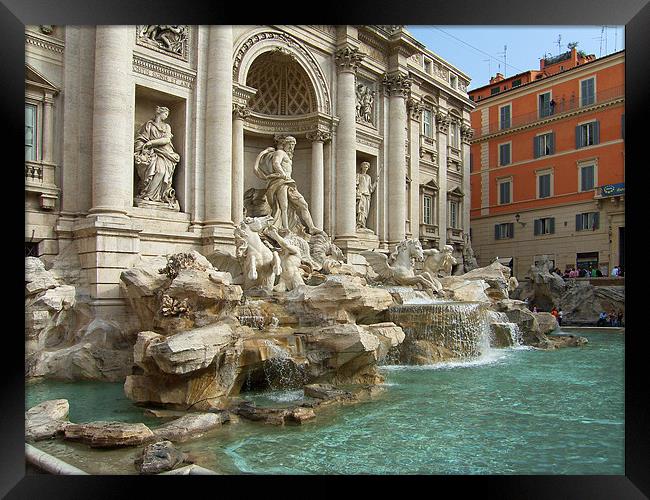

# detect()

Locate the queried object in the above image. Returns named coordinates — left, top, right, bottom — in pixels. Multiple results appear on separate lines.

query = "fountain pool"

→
left=26, top=331, right=623, bottom=475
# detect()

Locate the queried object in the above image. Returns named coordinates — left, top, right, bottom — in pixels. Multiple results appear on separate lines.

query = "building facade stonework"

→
left=24, top=25, right=474, bottom=322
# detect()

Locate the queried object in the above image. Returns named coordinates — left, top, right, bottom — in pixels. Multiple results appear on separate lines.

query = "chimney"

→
left=490, top=73, right=505, bottom=84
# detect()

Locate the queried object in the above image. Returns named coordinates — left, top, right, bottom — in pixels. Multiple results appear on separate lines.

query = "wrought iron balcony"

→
left=473, top=85, right=624, bottom=140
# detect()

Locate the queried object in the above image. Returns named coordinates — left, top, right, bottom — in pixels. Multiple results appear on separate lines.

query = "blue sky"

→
left=407, top=26, right=625, bottom=90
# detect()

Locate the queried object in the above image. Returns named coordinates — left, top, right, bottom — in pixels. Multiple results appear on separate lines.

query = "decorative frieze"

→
left=335, top=46, right=366, bottom=73
left=136, top=25, right=189, bottom=61
left=132, top=54, right=196, bottom=89
left=25, top=32, right=64, bottom=55
left=382, top=72, right=411, bottom=98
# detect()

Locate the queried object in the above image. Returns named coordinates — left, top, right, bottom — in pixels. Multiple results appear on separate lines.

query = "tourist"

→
left=551, top=307, right=559, bottom=321
left=597, top=311, right=607, bottom=327
left=558, top=308, right=564, bottom=327
left=563, top=268, right=570, bottom=279
left=617, top=310, right=623, bottom=327
left=611, top=266, right=619, bottom=277
left=591, top=267, right=598, bottom=278
left=533, top=305, right=538, bottom=313
left=619, top=266, right=625, bottom=277
left=596, top=268, right=603, bottom=277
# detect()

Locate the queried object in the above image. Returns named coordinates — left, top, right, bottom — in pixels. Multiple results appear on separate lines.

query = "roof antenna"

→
left=497, top=45, right=507, bottom=77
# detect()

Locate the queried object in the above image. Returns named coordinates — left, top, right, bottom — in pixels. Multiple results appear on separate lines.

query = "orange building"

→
left=468, top=49, right=624, bottom=279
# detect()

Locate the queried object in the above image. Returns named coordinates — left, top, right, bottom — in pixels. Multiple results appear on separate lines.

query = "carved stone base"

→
left=355, top=227, right=375, bottom=234
left=134, top=197, right=180, bottom=212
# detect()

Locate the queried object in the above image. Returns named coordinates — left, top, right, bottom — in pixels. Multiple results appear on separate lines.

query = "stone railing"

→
left=25, top=160, right=59, bottom=209
left=446, top=227, right=464, bottom=242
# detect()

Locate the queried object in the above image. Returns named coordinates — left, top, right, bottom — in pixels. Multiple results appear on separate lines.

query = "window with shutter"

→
left=581, top=78, right=595, bottom=106
left=539, top=92, right=552, bottom=117
left=580, top=165, right=595, bottom=192
left=499, top=143, right=511, bottom=166
left=538, top=173, right=551, bottom=198
left=500, top=105, right=511, bottom=130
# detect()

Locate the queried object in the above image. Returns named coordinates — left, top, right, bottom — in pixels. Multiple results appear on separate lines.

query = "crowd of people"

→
left=560, top=265, right=624, bottom=279
left=597, top=310, right=624, bottom=327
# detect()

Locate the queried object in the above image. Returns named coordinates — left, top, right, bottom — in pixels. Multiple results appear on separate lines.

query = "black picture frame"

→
left=5, top=0, right=648, bottom=497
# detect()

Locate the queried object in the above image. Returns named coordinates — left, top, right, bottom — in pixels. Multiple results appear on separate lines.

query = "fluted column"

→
left=89, top=25, right=134, bottom=216
left=205, top=26, right=233, bottom=231
left=42, top=92, right=54, bottom=164
left=461, top=122, right=474, bottom=237
left=436, top=109, right=450, bottom=247
left=334, top=46, right=365, bottom=240
left=306, top=130, right=330, bottom=230
left=231, top=104, right=249, bottom=225
left=407, top=97, right=424, bottom=241
left=384, top=72, right=411, bottom=245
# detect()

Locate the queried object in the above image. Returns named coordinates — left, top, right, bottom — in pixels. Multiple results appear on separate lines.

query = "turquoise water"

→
left=26, top=331, right=624, bottom=475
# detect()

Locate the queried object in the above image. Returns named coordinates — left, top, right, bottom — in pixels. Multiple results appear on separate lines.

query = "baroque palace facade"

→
left=25, top=25, right=474, bottom=321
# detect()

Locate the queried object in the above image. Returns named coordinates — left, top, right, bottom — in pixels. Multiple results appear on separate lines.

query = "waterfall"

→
left=486, top=311, right=523, bottom=347
left=388, top=301, right=492, bottom=363
left=260, top=340, right=306, bottom=390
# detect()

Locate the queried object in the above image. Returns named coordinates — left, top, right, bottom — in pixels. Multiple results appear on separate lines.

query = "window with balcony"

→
left=495, top=222, right=514, bottom=240
left=580, top=77, right=595, bottom=106
left=537, top=171, right=552, bottom=199
left=534, top=132, right=555, bottom=158
left=539, top=91, right=552, bottom=117
left=423, top=195, right=432, bottom=225
left=422, top=109, right=433, bottom=138
left=576, top=212, right=600, bottom=231
left=576, top=121, right=600, bottom=148
left=25, top=103, right=37, bottom=161
left=534, top=217, right=555, bottom=235
left=448, top=200, right=459, bottom=229
left=499, top=104, right=511, bottom=130
left=579, top=163, right=596, bottom=192
left=499, top=143, right=511, bottom=166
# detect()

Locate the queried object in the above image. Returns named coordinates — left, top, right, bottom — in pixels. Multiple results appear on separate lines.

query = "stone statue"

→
left=422, top=245, right=457, bottom=277
left=309, top=232, right=357, bottom=275
left=134, top=106, right=180, bottom=210
left=356, top=162, right=377, bottom=230
left=266, top=226, right=305, bottom=292
left=462, top=233, right=479, bottom=272
left=356, top=84, right=375, bottom=124
left=253, top=136, right=322, bottom=236
left=362, top=239, right=443, bottom=294
left=208, top=215, right=281, bottom=293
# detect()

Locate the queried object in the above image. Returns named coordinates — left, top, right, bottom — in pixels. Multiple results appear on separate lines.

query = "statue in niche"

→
left=356, top=161, right=377, bottom=231
left=253, top=135, right=323, bottom=236
left=356, top=84, right=375, bottom=124
left=134, top=106, right=181, bottom=210
left=138, top=25, right=187, bottom=56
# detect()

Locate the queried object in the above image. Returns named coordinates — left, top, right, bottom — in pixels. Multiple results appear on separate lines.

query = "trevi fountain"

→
left=24, top=130, right=624, bottom=476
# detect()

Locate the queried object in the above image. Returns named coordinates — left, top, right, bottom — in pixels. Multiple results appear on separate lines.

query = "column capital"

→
left=406, top=97, right=424, bottom=120
left=460, top=123, right=474, bottom=143
left=232, top=103, right=250, bottom=120
left=335, top=46, right=366, bottom=74
left=306, top=130, right=331, bottom=143
left=382, top=71, right=411, bottom=98
left=435, top=110, right=450, bottom=133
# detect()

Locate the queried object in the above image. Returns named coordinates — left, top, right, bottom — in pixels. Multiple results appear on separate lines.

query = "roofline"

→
left=469, top=49, right=625, bottom=97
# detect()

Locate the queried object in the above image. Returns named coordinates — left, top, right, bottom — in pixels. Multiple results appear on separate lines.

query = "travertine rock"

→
left=152, top=412, right=230, bottom=442
left=439, top=276, right=491, bottom=303
left=559, top=281, right=624, bottom=326
left=459, top=261, right=512, bottom=301
left=25, top=399, right=71, bottom=441
left=534, top=312, right=559, bottom=336
left=287, top=275, right=394, bottom=325
left=493, top=299, right=545, bottom=346
left=135, top=440, right=187, bottom=474
left=64, top=421, right=154, bottom=448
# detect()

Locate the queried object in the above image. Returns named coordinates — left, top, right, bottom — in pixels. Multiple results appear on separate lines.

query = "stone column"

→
left=204, top=26, right=233, bottom=236
left=231, top=104, right=249, bottom=225
left=384, top=72, right=411, bottom=246
left=334, top=46, right=365, bottom=241
left=461, top=122, right=474, bottom=238
left=306, top=130, right=330, bottom=230
left=407, top=97, right=424, bottom=241
left=89, top=25, right=134, bottom=217
left=436, top=109, right=450, bottom=247
left=42, top=92, right=55, bottom=164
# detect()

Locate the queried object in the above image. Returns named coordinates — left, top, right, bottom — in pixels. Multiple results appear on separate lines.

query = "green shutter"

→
left=594, top=121, right=600, bottom=144
left=533, top=136, right=539, bottom=158
left=549, top=217, right=555, bottom=234
left=576, top=214, right=581, bottom=230
left=549, top=133, right=555, bottom=154
left=495, top=224, right=500, bottom=240
left=576, top=126, right=582, bottom=148
left=534, top=219, right=540, bottom=236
